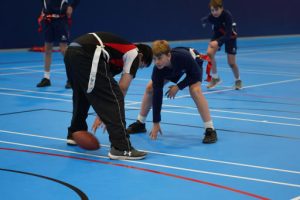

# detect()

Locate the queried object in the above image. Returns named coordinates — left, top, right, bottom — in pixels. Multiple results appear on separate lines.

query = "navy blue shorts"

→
left=44, top=18, right=69, bottom=43
left=212, top=33, right=237, bottom=55
left=185, top=49, right=203, bottom=84
left=224, top=39, right=237, bottom=55
left=189, top=61, right=203, bottom=84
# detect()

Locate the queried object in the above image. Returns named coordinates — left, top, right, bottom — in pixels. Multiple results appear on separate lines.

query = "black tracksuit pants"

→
left=64, top=46, right=132, bottom=151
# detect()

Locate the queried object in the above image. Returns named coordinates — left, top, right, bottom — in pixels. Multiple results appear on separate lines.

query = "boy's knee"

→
left=145, top=84, right=153, bottom=94
left=189, top=83, right=201, bottom=94
left=228, top=63, right=236, bottom=68
left=207, top=52, right=215, bottom=59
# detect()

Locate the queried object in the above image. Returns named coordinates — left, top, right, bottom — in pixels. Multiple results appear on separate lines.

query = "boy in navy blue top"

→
left=201, top=0, right=242, bottom=90
left=127, top=40, right=217, bottom=144
left=36, top=0, right=80, bottom=89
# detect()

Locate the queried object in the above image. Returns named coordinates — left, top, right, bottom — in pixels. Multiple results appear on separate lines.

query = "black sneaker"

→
left=108, top=147, right=147, bottom=160
left=126, top=120, right=146, bottom=134
left=66, top=133, right=77, bottom=146
left=65, top=81, right=72, bottom=89
left=234, top=80, right=242, bottom=90
left=202, top=128, right=217, bottom=144
left=37, top=78, right=51, bottom=87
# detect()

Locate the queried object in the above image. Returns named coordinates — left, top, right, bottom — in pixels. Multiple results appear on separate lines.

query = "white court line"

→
left=125, top=106, right=300, bottom=127
left=0, top=87, right=137, bottom=104
left=1, top=82, right=300, bottom=126
left=0, top=69, right=65, bottom=76
left=0, top=71, right=43, bottom=76
left=174, top=78, right=300, bottom=98
left=0, top=87, right=72, bottom=97
left=211, top=109, right=300, bottom=121
left=215, top=68, right=300, bottom=77
left=0, top=139, right=300, bottom=188
left=206, top=51, right=300, bottom=61
left=0, top=89, right=299, bottom=126
left=234, top=49, right=300, bottom=57
left=1, top=61, right=300, bottom=77
left=1, top=129, right=300, bottom=175
left=1, top=77, right=300, bottom=111
left=291, top=196, right=300, bottom=200
left=0, top=92, right=72, bottom=102
left=0, top=63, right=63, bottom=70
left=133, top=104, right=300, bottom=121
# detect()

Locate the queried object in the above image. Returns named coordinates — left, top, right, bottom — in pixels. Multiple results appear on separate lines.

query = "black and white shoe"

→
left=202, top=128, right=218, bottom=144
left=234, top=80, right=243, bottom=90
left=37, top=78, right=51, bottom=87
left=108, top=147, right=147, bottom=160
left=66, top=134, right=77, bottom=146
left=126, top=120, right=146, bottom=134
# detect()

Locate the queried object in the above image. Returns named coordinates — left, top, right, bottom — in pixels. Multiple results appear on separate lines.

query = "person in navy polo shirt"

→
left=127, top=40, right=217, bottom=144
left=37, top=0, right=80, bottom=89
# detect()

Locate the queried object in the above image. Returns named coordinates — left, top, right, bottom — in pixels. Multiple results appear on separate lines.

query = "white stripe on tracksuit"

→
left=89, top=33, right=131, bottom=151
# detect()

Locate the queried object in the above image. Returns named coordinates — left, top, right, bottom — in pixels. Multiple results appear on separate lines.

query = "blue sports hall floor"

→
left=0, top=35, right=300, bottom=200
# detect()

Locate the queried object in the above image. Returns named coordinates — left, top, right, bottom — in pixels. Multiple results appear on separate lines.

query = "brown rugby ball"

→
left=73, top=131, right=100, bottom=150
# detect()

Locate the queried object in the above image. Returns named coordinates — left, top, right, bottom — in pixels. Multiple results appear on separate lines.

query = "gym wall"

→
left=0, top=0, right=299, bottom=49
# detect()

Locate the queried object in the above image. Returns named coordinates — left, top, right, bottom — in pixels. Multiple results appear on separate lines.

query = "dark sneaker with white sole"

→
left=235, top=80, right=242, bottom=90
left=37, top=78, right=51, bottom=87
left=108, top=147, right=147, bottom=160
left=66, top=133, right=77, bottom=146
left=126, top=120, right=146, bottom=134
left=202, top=128, right=217, bottom=144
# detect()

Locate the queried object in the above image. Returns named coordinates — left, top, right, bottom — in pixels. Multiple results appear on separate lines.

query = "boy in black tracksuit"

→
left=37, top=0, right=80, bottom=88
left=64, top=32, right=153, bottom=160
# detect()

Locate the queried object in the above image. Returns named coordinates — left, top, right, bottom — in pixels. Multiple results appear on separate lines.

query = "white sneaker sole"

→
left=66, top=139, right=77, bottom=146
left=108, top=152, right=146, bottom=160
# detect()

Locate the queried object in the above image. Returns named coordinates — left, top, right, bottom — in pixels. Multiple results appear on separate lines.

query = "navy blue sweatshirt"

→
left=41, top=0, right=80, bottom=14
left=201, top=9, right=236, bottom=47
left=151, top=47, right=203, bottom=123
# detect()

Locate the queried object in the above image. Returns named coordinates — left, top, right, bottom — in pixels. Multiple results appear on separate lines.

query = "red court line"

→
left=0, top=147, right=269, bottom=200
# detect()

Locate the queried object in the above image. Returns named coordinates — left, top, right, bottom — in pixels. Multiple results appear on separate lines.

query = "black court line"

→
left=0, top=148, right=269, bottom=200
left=128, top=105, right=300, bottom=115
left=0, top=108, right=94, bottom=117
left=0, top=168, right=88, bottom=200
left=0, top=109, right=45, bottom=116
left=130, top=119, right=300, bottom=141
left=0, top=108, right=299, bottom=141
